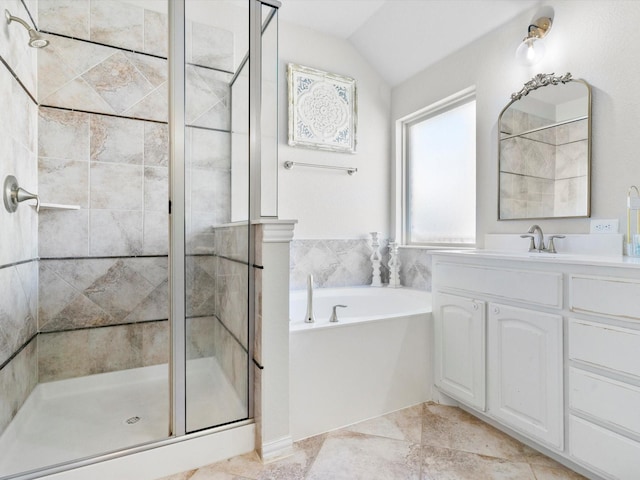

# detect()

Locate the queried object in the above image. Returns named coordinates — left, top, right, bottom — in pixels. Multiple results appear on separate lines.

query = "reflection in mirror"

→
left=498, top=73, right=591, bottom=220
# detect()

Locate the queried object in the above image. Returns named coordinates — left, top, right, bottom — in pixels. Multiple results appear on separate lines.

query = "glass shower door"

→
left=184, top=0, right=251, bottom=433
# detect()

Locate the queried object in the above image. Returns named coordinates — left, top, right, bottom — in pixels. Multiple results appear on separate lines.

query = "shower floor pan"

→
left=0, top=357, right=246, bottom=477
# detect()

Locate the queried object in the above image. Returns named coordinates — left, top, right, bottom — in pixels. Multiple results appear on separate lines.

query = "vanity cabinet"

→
left=488, top=303, right=563, bottom=449
left=567, top=275, right=640, bottom=479
left=432, top=251, right=640, bottom=480
left=433, top=259, right=564, bottom=448
left=433, top=293, right=485, bottom=411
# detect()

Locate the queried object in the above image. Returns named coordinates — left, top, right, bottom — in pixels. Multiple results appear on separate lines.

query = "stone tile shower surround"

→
left=0, top=0, right=247, bottom=442
left=0, top=0, right=39, bottom=435
left=37, top=3, right=232, bottom=126
left=34, top=0, right=240, bottom=384
left=290, top=239, right=433, bottom=291
left=207, top=224, right=251, bottom=407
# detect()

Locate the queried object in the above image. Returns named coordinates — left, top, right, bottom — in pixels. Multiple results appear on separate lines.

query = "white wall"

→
left=278, top=22, right=391, bottom=239
left=391, top=0, right=640, bottom=245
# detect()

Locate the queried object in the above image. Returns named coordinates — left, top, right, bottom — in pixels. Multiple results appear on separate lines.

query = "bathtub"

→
left=289, top=286, right=433, bottom=441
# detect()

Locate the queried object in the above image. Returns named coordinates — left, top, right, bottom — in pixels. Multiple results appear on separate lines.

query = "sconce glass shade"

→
left=515, top=36, right=546, bottom=66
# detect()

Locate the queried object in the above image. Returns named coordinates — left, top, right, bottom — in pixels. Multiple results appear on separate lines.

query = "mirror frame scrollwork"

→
left=498, top=72, right=592, bottom=221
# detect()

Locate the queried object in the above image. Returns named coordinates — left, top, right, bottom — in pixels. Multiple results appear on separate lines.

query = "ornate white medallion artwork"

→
left=287, top=64, right=357, bottom=153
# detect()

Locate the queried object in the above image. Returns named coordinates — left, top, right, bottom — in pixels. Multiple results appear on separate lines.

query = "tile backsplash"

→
left=290, top=239, right=432, bottom=291
left=398, top=247, right=433, bottom=291
left=290, top=238, right=389, bottom=290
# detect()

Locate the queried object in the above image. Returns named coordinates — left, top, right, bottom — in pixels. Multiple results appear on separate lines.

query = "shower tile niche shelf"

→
left=432, top=250, right=640, bottom=480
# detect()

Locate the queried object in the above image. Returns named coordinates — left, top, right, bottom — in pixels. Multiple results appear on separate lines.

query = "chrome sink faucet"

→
left=521, top=225, right=565, bottom=253
left=528, top=224, right=545, bottom=251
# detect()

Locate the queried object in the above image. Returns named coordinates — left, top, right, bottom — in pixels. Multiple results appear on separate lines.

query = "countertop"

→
left=431, top=249, right=640, bottom=269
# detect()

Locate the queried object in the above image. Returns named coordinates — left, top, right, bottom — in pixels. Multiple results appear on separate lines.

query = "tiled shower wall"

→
left=0, top=0, right=38, bottom=434
left=35, top=0, right=243, bottom=394
left=36, top=0, right=173, bottom=380
left=289, top=239, right=433, bottom=291
left=207, top=225, right=250, bottom=405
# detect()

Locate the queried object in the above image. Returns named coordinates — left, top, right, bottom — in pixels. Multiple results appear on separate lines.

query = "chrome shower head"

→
left=27, top=29, right=49, bottom=48
left=5, top=9, right=49, bottom=48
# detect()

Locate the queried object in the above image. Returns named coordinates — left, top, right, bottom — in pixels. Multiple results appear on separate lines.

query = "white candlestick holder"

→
left=388, top=241, right=401, bottom=288
left=370, top=232, right=382, bottom=287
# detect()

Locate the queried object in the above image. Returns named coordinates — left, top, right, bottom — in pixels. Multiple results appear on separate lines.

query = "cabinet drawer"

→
left=569, top=319, right=640, bottom=378
left=434, top=263, right=562, bottom=308
left=570, top=415, right=640, bottom=480
left=570, top=368, right=640, bottom=437
left=571, top=275, right=640, bottom=321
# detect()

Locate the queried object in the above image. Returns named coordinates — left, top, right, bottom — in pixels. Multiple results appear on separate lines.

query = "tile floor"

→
left=158, top=403, right=586, bottom=480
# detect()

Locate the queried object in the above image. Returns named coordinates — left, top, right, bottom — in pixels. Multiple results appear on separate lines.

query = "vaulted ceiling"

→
left=278, top=0, right=541, bottom=86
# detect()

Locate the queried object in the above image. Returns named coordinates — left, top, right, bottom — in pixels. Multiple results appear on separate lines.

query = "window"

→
left=402, top=91, right=476, bottom=246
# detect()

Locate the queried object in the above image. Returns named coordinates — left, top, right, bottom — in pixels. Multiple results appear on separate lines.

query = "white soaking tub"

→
left=289, top=287, right=433, bottom=441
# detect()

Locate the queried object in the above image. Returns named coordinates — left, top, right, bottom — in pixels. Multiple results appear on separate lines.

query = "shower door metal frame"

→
left=168, top=0, right=187, bottom=438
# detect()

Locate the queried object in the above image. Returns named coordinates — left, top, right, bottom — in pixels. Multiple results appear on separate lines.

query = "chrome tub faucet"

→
left=329, top=304, right=347, bottom=322
left=305, top=274, right=315, bottom=323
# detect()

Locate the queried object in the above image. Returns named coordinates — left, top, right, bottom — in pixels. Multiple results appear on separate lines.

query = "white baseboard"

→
left=260, top=436, right=294, bottom=462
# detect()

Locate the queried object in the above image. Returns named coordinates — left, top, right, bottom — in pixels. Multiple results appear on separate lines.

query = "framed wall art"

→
left=287, top=64, right=357, bottom=153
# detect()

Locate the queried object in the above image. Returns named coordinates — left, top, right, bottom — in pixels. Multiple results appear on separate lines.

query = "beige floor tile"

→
left=422, top=445, right=536, bottom=480
left=344, top=403, right=425, bottom=444
left=530, top=463, right=587, bottom=480
left=155, top=403, right=586, bottom=480
left=255, top=434, right=327, bottom=480
left=422, top=404, right=558, bottom=468
left=305, top=430, right=422, bottom=480
left=154, top=471, right=196, bottom=480
left=187, top=434, right=326, bottom=480
left=190, top=471, right=251, bottom=480
left=190, top=451, right=264, bottom=479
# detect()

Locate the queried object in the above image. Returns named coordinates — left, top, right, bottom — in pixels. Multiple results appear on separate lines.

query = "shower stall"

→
left=0, top=0, right=280, bottom=478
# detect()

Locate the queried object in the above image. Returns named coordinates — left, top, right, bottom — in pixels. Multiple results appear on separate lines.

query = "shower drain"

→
left=125, top=416, right=141, bottom=425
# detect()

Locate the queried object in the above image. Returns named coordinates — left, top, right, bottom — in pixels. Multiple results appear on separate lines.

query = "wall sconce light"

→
left=515, top=16, right=552, bottom=66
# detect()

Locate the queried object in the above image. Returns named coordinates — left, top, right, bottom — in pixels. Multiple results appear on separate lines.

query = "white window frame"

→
left=394, top=86, right=477, bottom=247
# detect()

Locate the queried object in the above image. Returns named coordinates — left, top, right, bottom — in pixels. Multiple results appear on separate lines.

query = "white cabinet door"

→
left=488, top=303, right=563, bottom=449
left=434, top=292, right=486, bottom=411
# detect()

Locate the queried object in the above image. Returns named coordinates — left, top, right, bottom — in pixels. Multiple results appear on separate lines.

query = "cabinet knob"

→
left=473, top=302, right=479, bottom=310
left=493, top=306, right=500, bottom=314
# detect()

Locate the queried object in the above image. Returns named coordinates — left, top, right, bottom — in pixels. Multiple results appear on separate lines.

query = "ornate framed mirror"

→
left=498, top=73, right=591, bottom=220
